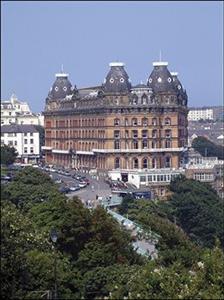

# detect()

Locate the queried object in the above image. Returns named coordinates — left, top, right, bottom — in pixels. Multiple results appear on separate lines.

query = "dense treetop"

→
left=1, top=167, right=224, bottom=299
left=192, top=136, right=224, bottom=159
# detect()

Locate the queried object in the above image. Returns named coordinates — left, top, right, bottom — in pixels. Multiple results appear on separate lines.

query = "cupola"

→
left=102, top=62, right=131, bottom=93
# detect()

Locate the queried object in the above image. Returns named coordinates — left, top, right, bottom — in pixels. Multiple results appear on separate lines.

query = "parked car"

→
left=59, top=186, right=70, bottom=193
left=79, top=182, right=87, bottom=188
left=69, top=186, right=81, bottom=191
left=55, top=179, right=62, bottom=184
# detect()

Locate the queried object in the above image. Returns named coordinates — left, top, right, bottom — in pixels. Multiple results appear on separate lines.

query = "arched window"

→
left=114, top=130, right=120, bottom=139
left=132, top=94, right=138, bottom=105
left=141, top=94, right=148, bottom=105
left=114, top=157, right=120, bottom=169
left=152, top=118, right=157, bottom=126
left=133, top=158, right=139, bottom=169
left=142, top=158, right=148, bottom=169
left=114, top=140, right=120, bottom=149
left=114, top=118, right=120, bottom=126
left=165, top=129, right=172, bottom=138
left=152, top=157, right=157, bottom=169
left=165, top=156, right=171, bottom=168
left=152, top=130, right=157, bottom=138
left=142, top=140, right=148, bottom=149
left=132, top=118, right=138, bottom=126
left=142, top=118, right=148, bottom=126
left=165, top=117, right=171, bottom=125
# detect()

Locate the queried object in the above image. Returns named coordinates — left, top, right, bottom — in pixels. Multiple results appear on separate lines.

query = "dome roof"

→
left=48, top=72, right=77, bottom=100
left=147, top=61, right=176, bottom=94
left=170, top=72, right=185, bottom=94
left=102, top=62, right=131, bottom=93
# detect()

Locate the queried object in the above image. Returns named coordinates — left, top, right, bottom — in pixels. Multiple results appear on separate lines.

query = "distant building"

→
left=185, top=148, right=224, bottom=198
left=1, top=124, right=40, bottom=164
left=188, top=107, right=214, bottom=121
left=1, top=94, right=44, bottom=126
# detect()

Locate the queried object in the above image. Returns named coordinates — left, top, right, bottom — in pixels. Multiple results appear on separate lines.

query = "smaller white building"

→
left=1, top=94, right=44, bottom=126
left=188, top=108, right=214, bottom=121
left=1, top=124, right=40, bottom=164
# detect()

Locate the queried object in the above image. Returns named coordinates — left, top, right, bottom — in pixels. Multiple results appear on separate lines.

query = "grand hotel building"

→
left=43, top=60, right=188, bottom=194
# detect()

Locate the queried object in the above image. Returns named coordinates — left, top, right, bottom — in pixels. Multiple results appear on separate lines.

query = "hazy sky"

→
left=1, top=1, right=223, bottom=112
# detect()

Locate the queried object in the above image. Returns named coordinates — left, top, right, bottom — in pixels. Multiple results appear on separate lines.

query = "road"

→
left=50, top=170, right=112, bottom=204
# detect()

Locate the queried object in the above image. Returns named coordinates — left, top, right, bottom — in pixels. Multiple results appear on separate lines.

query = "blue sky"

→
left=1, top=1, right=223, bottom=112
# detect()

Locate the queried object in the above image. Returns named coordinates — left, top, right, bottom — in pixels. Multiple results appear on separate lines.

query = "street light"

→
left=50, top=229, right=58, bottom=300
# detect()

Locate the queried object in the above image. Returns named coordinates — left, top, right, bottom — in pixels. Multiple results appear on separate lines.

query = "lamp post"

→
left=50, top=229, right=58, bottom=300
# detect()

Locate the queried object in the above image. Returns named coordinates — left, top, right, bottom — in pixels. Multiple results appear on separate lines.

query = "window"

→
left=152, top=157, right=157, bottom=169
left=142, top=158, right=148, bottom=169
left=30, top=139, right=34, bottom=144
left=24, top=133, right=27, bottom=136
left=140, top=176, right=146, bottom=182
left=152, top=141, right=157, bottom=148
left=165, top=156, right=171, bottom=168
left=114, top=130, right=120, bottom=139
left=30, top=147, right=34, bottom=153
left=165, top=129, right=171, bottom=138
left=142, top=140, right=148, bottom=149
left=133, top=140, right=138, bottom=149
left=133, top=158, right=139, bottom=169
left=165, top=117, right=171, bottom=125
left=152, top=118, right=157, bottom=126
left=114, top=140, right=120, bottom=149
left=8, top=133, right=14, bottom=137
left=114, top=157, right=120, bottom=169
left=133, top=95, right=138, bottom=105
left=142, top=95, right=148, bottom=105
left=152, top=130, right=157, bottom=138
left=165, top=140, right=172, bottom=148
left=14, top=141, right=17, bottom=146
left=125, top=130, right=129, bottom=138
left=114, top=118, right=120, bottom=126
left=24, top=147, right=28, bottom=153
left=132, top=118, right=138, bottom=126
left=8, top=141, right=13, bottom=146
left=142, top=130, right=148, bottom=138
left=142, top=118, right=148, bottom=126
left=30, top=133, right=33, bottom=136
left=132, top=130, right=138, bottom=138
left=24, top=139, right=28, bottom=144
left=125, top=118, right=129, bottom=126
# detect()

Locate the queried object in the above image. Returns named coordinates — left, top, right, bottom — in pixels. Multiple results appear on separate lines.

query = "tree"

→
left=192, top=136, right=224, bottom=159
left=166, top=176, right=224, bottom=248
left=1, top=144, right=18, bottom=166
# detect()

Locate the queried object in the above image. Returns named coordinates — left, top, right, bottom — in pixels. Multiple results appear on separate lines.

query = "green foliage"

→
left=3, top=166, right=62, bottom=211
left=167, top=176, right=224, bottom=248
left=118, top=194, right=135, bottom=215
left=1, top=144, right=18, bottom=166
left=192, top=136, right=224, bottom=159
left=1, top=167, right=224, bottom=299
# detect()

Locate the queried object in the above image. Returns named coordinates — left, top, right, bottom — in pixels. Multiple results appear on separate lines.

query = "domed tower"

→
left=171, top=72, right=188, bottom=106
left=102, top=62, right=131, bottom=94
left=47, top=71, right=78, bottom=101
left=147, top=61, right=176, bottom=94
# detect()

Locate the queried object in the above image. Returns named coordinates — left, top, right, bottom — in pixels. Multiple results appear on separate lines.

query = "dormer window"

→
left=120, top=78, right=124, bottom=83
left=110, top=78, right=114, bottom=83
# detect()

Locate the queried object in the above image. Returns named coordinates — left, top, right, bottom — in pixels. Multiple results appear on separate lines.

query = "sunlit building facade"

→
left=43, top=60, right=188, bottom=190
